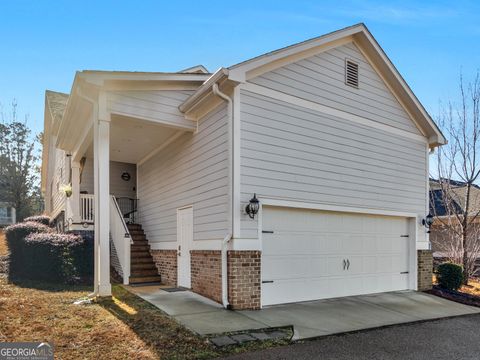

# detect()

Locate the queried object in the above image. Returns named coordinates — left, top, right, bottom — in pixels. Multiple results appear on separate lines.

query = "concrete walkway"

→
left=126, top=285, right=480, bottom=340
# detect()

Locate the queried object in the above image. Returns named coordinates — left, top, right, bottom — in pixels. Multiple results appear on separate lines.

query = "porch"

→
left=54, top=71, right=207, bottom=296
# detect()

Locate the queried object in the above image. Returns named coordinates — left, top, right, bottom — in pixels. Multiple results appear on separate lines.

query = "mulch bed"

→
left=428, top=285, right=480, bottom=307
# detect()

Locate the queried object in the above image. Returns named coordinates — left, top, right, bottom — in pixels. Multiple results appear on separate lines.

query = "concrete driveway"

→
left=126, top=285, right=479, bottom=340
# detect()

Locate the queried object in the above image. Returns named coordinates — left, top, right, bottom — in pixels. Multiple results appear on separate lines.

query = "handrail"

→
left=115, top=197, right=138, bottom=224
left=110, top=195, right=132, bottom=285
left=112, top=196, right=131, bottom=238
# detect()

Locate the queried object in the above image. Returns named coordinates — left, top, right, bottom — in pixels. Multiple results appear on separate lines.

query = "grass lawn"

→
left=0, top=277, right=221, bottom=359
left=0, top=231, right=287, bottom=359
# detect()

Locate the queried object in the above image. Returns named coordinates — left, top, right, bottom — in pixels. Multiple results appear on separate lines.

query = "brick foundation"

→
left=227, top=250, right=261, bottom=310
left=418, top=250, right=433, bottom=291
left=151, top=250, right=177, bottom=286
left=190, top=250, right=222, bottom=303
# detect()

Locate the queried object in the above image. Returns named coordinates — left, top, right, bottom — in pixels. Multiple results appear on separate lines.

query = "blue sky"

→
left=0, top=0, right=478, bottom=134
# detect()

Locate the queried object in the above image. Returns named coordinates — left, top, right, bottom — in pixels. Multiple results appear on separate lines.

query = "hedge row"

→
left=4, top=221, right=93, bottom=284
left=23, top=215, right=51, bottom=226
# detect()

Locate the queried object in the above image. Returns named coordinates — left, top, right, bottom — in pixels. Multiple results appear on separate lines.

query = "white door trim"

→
left=177, top=205, right=193, bottom=288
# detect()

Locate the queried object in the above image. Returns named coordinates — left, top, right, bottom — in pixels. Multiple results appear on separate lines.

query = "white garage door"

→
left=262, top=206, right=411, bottom=306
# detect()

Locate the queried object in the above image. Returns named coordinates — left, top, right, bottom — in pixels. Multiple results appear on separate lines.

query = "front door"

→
left=177, top=206, right=193, bottom=288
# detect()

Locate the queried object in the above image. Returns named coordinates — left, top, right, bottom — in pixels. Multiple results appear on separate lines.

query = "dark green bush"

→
left=4, top=222, right=52, bottom=277
left=24, top=232, right=84, bottom=283
left=437, top=262, right=464, bottom=290
left=23, top=215, right=51, bottom=226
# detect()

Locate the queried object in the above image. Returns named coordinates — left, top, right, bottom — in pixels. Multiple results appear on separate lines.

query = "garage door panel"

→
left=262, top=206, right=411, bottom=306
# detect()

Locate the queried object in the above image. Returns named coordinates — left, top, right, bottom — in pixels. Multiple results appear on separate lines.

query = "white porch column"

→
left=94, top=108, right=111, bottom=297
left=70, top=162, right=81, bottom=223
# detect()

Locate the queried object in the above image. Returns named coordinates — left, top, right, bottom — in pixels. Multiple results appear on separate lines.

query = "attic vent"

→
left=345, top=59, right=359, bottom=88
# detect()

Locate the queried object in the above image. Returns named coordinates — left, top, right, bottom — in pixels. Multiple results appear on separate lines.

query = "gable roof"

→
left=180, top=23, right=446, bottom=148
left=45, top=90, right=69, bottom=123
left=179, top=65, right=210, bottom=74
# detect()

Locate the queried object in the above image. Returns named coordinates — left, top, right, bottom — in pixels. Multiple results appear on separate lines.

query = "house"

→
left=41, top=24, right=445, bottom=310
left=429, top=179, right=480, bottom=262
left=0, top=202, right=15, bottom=227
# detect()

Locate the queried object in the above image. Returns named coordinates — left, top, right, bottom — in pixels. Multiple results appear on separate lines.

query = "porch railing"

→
left=80, top=194, right=95, bottom=223
left=110, top=195, right=132, bottom=285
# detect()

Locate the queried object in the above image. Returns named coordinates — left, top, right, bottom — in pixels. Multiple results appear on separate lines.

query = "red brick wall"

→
left=190, top=250, right=222, bottom=303
left=150, top=250, right=177, bottom=286
left=228, top=250, right=261, bottom=310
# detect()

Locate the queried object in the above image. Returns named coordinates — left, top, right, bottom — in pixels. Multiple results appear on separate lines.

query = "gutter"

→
left=179, top=68, right=229, bottom=113
left=212, top=82, right=234, bottom=309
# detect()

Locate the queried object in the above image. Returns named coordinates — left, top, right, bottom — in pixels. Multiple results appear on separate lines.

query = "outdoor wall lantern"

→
left=245, top=193, right=260, bottom=219
left=422, top=214, right=434, bottom=228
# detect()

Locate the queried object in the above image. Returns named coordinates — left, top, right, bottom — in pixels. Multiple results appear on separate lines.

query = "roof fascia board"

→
left=179, top=68, right=229, bottom=113
left=228, top=25, right=362, bottom=81
left=353, top=30, right=446, bottom=146
left=232, top=36, right=353, bottom=82
left=80, top=71, right=210, bottom=84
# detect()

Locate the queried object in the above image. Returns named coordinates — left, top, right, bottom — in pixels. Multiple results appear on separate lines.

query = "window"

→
left=345, top=59, right=359, bottom=88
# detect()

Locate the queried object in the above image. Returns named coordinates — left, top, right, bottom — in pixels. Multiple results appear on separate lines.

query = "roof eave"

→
left=179, top=68, right=230, bottom=113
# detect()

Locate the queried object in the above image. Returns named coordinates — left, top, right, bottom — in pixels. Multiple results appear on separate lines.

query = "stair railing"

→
left=115, top=197, right=138, bottom=224
left=110, top=195, right=132, bottom=284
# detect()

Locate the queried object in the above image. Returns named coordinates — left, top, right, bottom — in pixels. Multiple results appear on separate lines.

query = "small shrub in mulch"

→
left=4, top=222, right=52, bottom=277
left=436, top=262, right=464, bottom=291
left=24, top=232, right=84, bottom=284
left=23, top=215, right=52, bottom=226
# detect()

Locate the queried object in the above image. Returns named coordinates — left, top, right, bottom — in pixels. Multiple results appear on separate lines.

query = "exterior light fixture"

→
left=245, top=193, right=260, bottom=219
left=422, top=214, right=434, bottom=228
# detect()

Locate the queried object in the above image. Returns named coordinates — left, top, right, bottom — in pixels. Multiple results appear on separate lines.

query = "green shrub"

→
left=4, top=222, right=52, bottom=277
left=437, top=262, right=464, bottom=290
left=23, top=215, right=51, bottom=226
left=24, top=232, right=84, bottom=284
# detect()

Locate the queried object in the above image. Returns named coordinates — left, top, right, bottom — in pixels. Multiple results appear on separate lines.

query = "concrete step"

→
left=129, top=275, right=162, bottom=284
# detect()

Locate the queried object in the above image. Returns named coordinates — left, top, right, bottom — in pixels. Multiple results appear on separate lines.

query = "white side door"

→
left=177, top=206, right=193, bottom=288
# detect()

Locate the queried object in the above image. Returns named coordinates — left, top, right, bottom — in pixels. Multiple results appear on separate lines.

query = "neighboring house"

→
left=41, top=24, right=445, bottom=310
left=429, top=179, right=480, bottom=260
left=0, top=202, right=16, bottom=227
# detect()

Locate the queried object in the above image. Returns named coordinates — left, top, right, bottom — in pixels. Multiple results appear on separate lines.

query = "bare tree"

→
left=433, top=72, right=480, bottom=283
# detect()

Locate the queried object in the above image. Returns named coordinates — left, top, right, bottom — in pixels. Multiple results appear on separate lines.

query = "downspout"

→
left=213, top=83, right=234, bottom=309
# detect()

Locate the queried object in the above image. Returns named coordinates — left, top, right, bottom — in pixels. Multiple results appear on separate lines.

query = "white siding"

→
left=107, top=90, right=195, bottom=129
left=239, top=90, right=427, bottom=238
left=51, top=148, right=67, bottom=217
left=249, top=42, right=421, bottom=135
left=80, top=158, right=137, bottom=198
left=137, top=103, right=229, bottom=246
